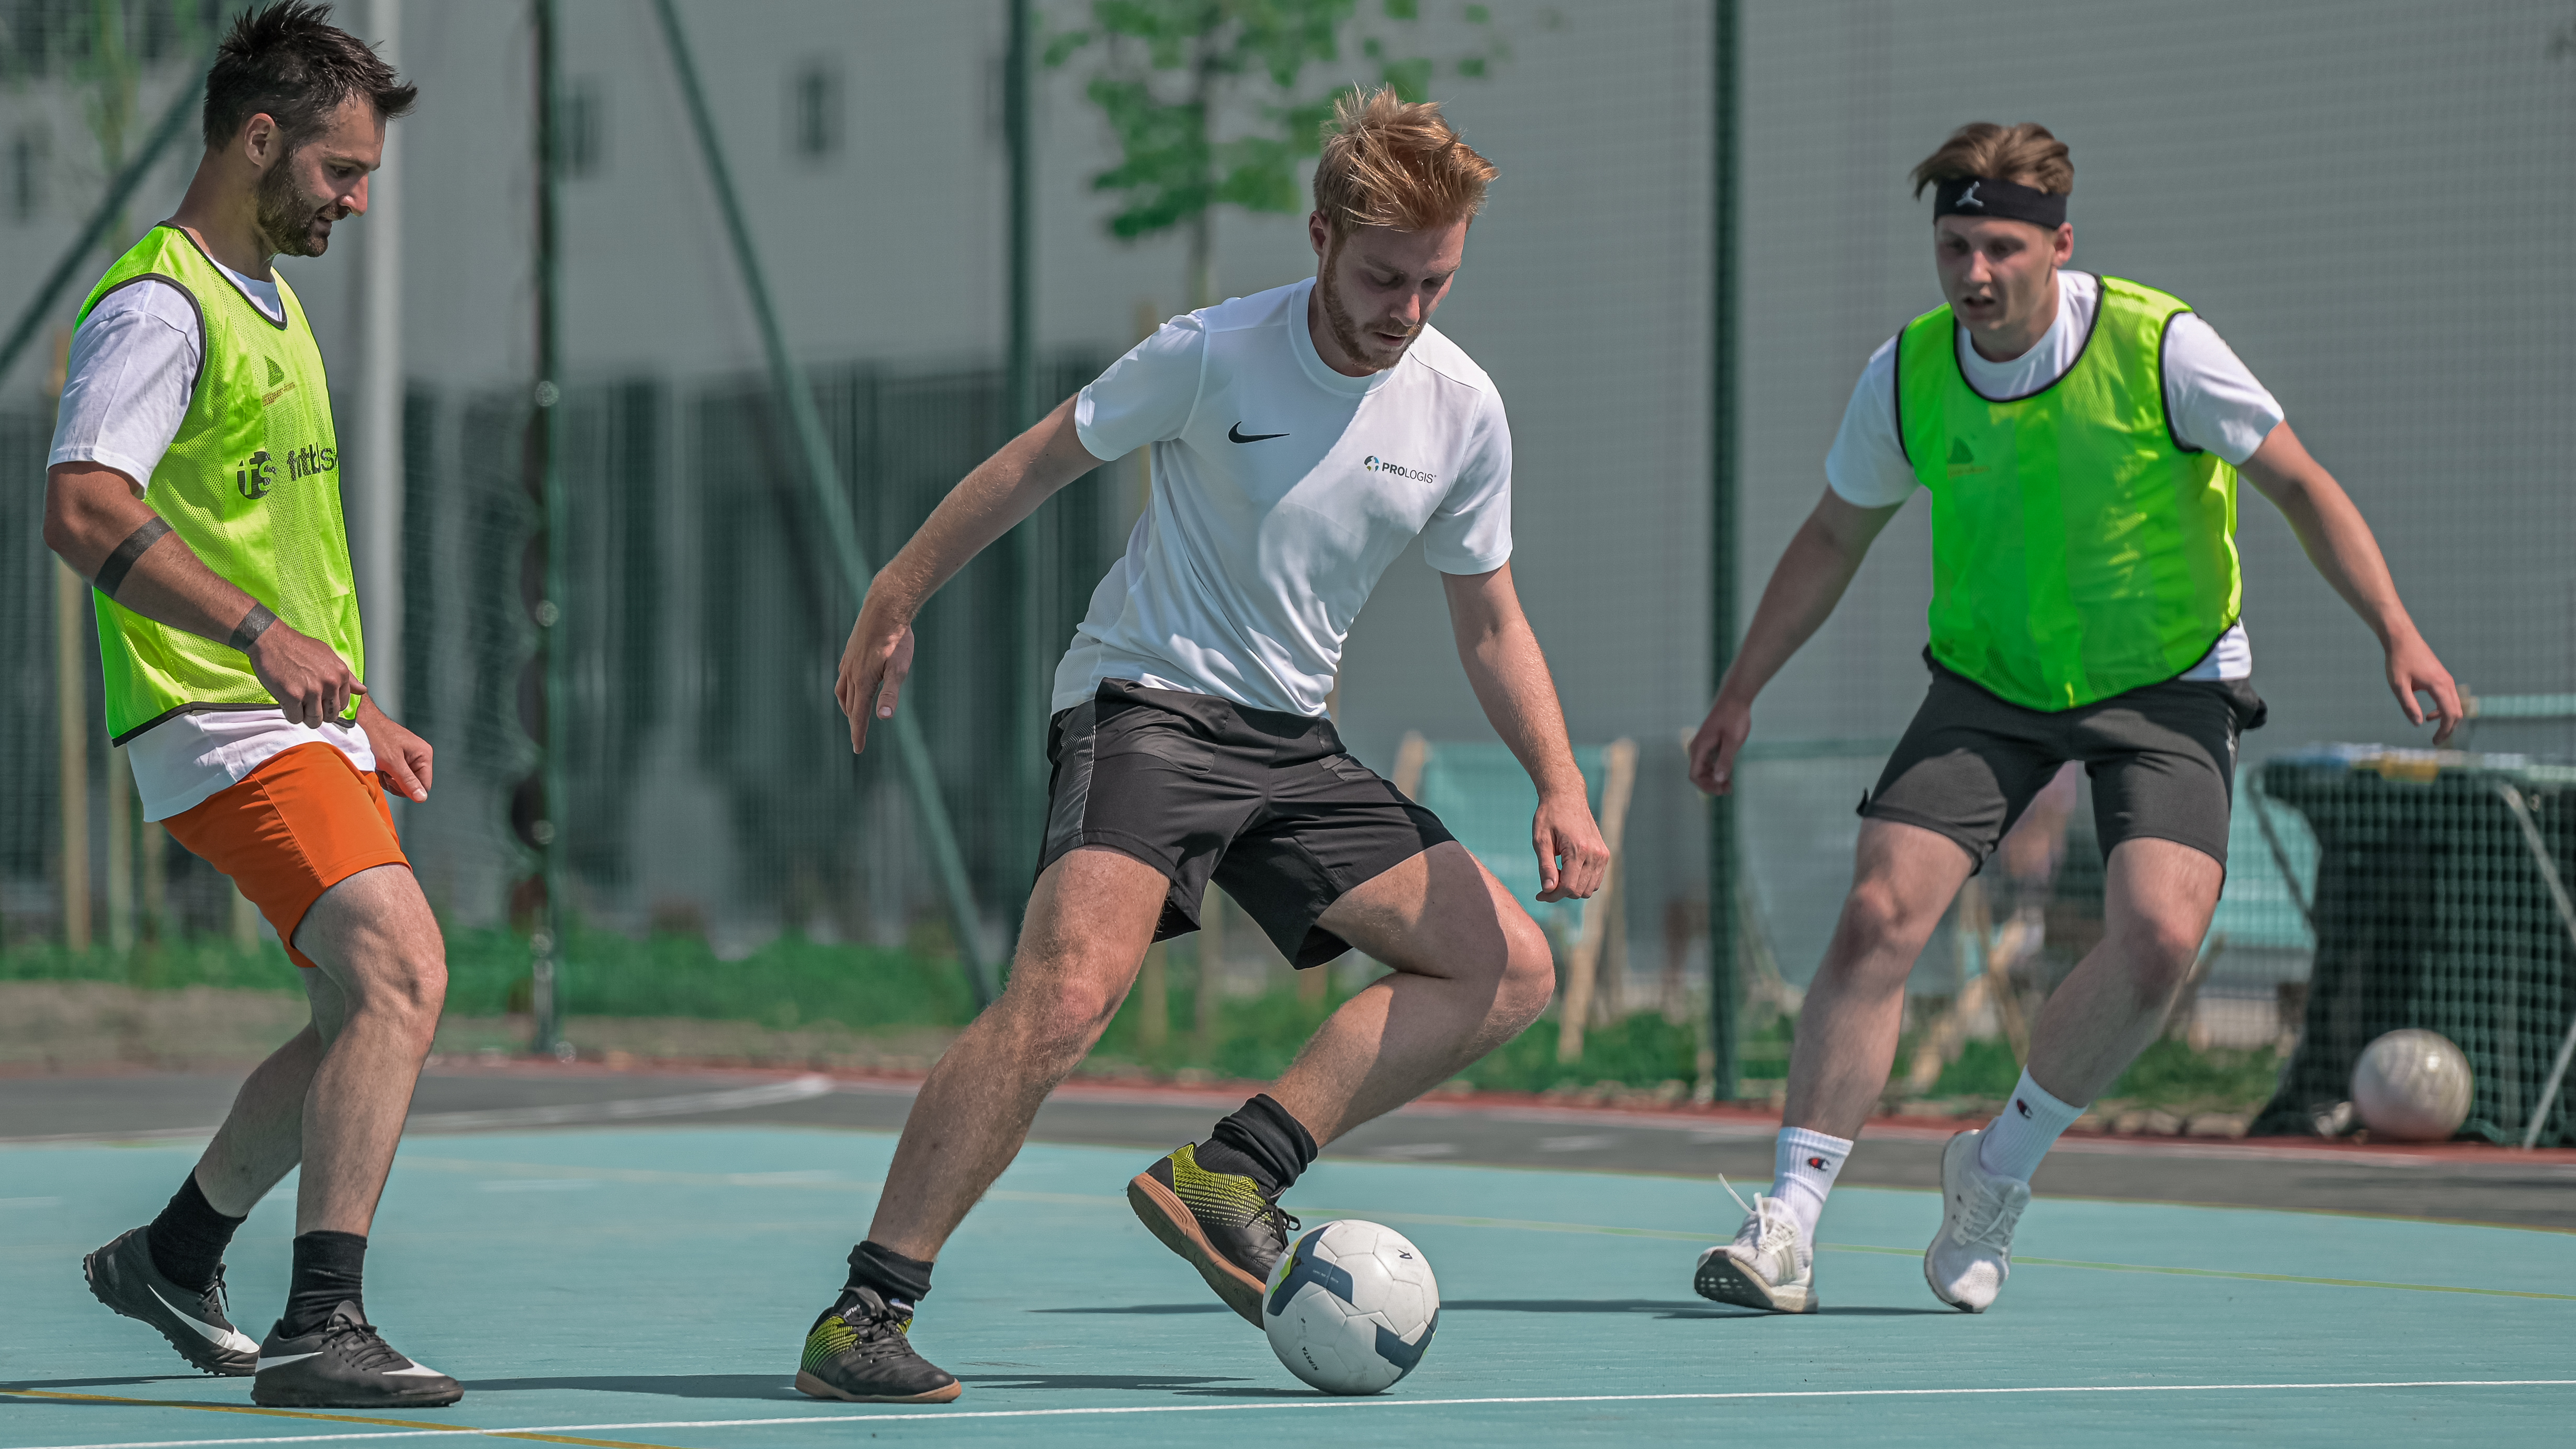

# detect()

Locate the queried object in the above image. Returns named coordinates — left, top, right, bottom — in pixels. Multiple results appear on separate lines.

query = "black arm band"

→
left=93, top=516, right=174, bottom=599
left=230, top=603, right=279, bottom=653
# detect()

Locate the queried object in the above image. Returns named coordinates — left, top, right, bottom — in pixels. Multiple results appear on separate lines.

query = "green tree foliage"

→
left=1045, top=0, right=1506, bottom=305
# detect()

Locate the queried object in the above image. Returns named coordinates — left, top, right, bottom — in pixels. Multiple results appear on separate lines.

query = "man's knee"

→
left=997, top=960, right=1128, bottom=1065
left=1833, top=875, right=1941, bottom=968
left=2112, top=912, right=2205, bottom=1002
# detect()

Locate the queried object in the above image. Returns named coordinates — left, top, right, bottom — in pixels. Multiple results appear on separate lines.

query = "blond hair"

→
left=1910, top=121, right=2072, bottom=198
left=1312, top=86, right=1496, bottom=236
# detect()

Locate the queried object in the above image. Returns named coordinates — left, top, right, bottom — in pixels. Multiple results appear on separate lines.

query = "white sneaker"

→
left=1692, top=1177, right=1817, bottom=1313
left=1924, top=1128, right=2030, bottom=1313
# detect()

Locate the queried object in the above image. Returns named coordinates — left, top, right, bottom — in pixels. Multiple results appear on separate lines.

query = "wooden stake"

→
left=1556, top=739, right=1639, bottom=1063
left=55, top=560, right=91, bottom=951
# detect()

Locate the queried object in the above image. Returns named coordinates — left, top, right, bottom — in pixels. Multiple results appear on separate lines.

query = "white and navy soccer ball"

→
left=1260, top=1219, right=1439, bottom=1395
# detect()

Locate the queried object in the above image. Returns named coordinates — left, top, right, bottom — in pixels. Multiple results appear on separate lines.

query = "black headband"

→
left=1933, top=175, right=2067, bottom=229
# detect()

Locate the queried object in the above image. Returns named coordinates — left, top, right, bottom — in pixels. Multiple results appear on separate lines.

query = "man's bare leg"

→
left=1782, top=820, right=1978, bottom=1140
left=282, top=864, right=447, bottom=1236
left=179, top=865, right=445, bottom=1233
left=2020, top=837, right=2221, bottom=1103
left=1270, top=842, right=1557, bottom=1143
left=865, top=847, right=1171, bottom=1260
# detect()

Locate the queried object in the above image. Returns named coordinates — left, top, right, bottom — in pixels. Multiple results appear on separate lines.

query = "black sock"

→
left=145, top=1173, right=245, bottom=1296
left=1192, top=1093, right=1318, bottom=1196
left=280, top=1230, right=367, bottom=1338
left=843, top=1241, right=934, bottom=1310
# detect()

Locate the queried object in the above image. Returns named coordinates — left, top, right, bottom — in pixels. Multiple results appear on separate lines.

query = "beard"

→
left=1317, top=234, right=1420, bottom=373
left=255, top=153, right=338, bottom=258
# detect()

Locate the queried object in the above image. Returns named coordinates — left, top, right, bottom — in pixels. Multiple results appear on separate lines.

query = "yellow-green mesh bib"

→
left=1895, top=273, right=2241, bottom=712
left=75, top=226, right=362, bottom=743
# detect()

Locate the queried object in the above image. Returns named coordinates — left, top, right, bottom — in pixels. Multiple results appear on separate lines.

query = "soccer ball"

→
left=1260, top=1219, right=1439, bottom=1395
left=2351, top=1028, right=2473, bottom=1141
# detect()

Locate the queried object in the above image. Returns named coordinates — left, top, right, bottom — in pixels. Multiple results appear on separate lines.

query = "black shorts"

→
left=1860, top=651, right=2266, bottom=871
left=1040, top=680, right=1455, bottom=968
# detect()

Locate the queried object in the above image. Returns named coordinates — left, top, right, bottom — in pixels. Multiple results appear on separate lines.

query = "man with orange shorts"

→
left=43, top=4, right=458, bottom=1410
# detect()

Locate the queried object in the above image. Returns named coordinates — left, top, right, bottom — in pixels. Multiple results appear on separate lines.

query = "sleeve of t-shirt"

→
left=1074, top=314, right=1206, bottom=462
left=47, top=280, right=203, bottom=491
left=1419, top=386, right=1513, bottom=575
left=2162, top=313, right=2285, bottom=465
left=1822, top=336, right=1918, bottom=507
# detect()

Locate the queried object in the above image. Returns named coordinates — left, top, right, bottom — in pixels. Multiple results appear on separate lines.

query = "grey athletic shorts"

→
left=1860, top=650, right=2266, bottom=871
left=1040, top=679, right=1454, bottom=968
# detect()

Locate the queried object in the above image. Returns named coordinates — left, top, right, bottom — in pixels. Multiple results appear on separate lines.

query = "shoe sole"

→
left=1693, top=1251, right=1816, bottom=1314
left=81, top=1239, right=256, bottom=1377
left=251, top=1382, right=463, bottom=1409
left=795, top=1369, right=962, bottom=1404
left=1126, top=1171, right=1266, bottom=1328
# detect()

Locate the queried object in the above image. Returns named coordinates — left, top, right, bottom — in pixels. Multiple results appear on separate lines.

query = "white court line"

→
left=0, top=1076, right=838, bottom=1145
left=16, top=1378, right=2576, bottom=1448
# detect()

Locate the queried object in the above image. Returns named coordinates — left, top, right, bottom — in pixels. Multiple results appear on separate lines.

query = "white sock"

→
left=1766, top=1127, right=1851, bottom=1241
left=1978, top=1069, right=2086, bottom=1181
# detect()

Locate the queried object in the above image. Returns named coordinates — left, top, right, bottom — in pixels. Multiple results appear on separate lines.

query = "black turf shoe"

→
left=251, top=1303, right=461, bottom=1408
left=82, top=1226, right=259, bottom=1375
left=795, top=1287, right=962, bottom=1403
left=1126, top=1142, right=1299, bottom=1327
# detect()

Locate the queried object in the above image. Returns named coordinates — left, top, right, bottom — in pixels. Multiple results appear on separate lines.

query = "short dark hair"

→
left=1909, top=121, right=2072, bottom=199
left=201, top=2, right=416, bottom=152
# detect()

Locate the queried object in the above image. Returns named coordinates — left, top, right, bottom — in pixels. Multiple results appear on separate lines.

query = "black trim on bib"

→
left=2153, top=305, right=2203, bottom=456
left=110, top=699, right=351, bottom=748
left=1951, top=270, right=2106, bottom=405
left=84, top=271, right=210, bottom=400
left=1890, top=333, right=1909, bottom=468
left=170, top=225, right=291, bottom=332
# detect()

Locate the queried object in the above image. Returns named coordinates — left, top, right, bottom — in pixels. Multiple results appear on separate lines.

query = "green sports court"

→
left=7, top=1079, right=2576, bottom=1447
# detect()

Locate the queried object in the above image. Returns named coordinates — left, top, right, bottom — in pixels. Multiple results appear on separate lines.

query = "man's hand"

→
left=1532, top=789, right=1611, bottom=902
left=2386, top=629, right=2463, bottom=746
left=1688, top=692, right=1754, bottom=795
left=834, top=602, right=917, bottom=753
left=247, top=618, right=364, bottom=729
left=357, top=699, right=434, bottom=802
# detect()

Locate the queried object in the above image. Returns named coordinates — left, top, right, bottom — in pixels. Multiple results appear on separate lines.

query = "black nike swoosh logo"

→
left=1229, top=423, right=1288, bottom=443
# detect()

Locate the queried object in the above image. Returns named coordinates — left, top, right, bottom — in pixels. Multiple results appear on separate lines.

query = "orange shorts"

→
left=161, top=741, right=410, bottom=970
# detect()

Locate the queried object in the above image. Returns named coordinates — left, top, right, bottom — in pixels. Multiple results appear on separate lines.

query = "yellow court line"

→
left=0, top=1389, right=687, bottom=1449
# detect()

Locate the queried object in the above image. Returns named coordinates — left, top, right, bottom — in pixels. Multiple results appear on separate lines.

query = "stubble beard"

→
left=254, top=152, right=335, bottom=259
left=1318, top=234, right=1418, bottom=373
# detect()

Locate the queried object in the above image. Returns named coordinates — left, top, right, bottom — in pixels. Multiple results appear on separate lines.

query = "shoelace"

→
left=204, top=1267, right=233, bottom=1321
left=321, top=1317, right=411, bottom=1374
left=1719, top=1175, right=1797, bottom=1258
left=1951, top=1173, right=2027, bottom=1256
left=1256, top=1201, right=1302, bottom=1243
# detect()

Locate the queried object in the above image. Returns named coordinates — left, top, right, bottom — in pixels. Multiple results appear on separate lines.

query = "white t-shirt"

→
left=1058, top=276, right=1513, bottom=716
left=1824, top=270, right=2284, bottom=681
left=49, top=257, right=374, bottom=821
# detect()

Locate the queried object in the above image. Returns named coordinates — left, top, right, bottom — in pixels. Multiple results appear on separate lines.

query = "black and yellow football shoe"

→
left=1126, top=1142, right=1300, bottom=1327
left=795, top=1287, right=961, bottom=1404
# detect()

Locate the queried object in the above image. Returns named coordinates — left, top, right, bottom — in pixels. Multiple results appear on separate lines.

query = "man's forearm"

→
left=46, top=467, right=268, bottom=650
left=2269, top=479, right=2416, bottom=646
left=1459, top=621, right=1586, bottom=800
left=1718, top=518, right=1873, bottom=704
left=868, top=400, right=1093, bottom=619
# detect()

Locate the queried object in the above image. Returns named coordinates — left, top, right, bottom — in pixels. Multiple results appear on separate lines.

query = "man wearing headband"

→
left=1684, top=122, right=2460, bottom=1315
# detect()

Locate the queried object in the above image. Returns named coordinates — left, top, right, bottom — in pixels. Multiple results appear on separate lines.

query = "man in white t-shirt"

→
left=1685, top=122, right=2460, bottom=1317
left=793, top=89, right=1607, bottom=1403
left=45, top=5, right=456, bottom=1409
